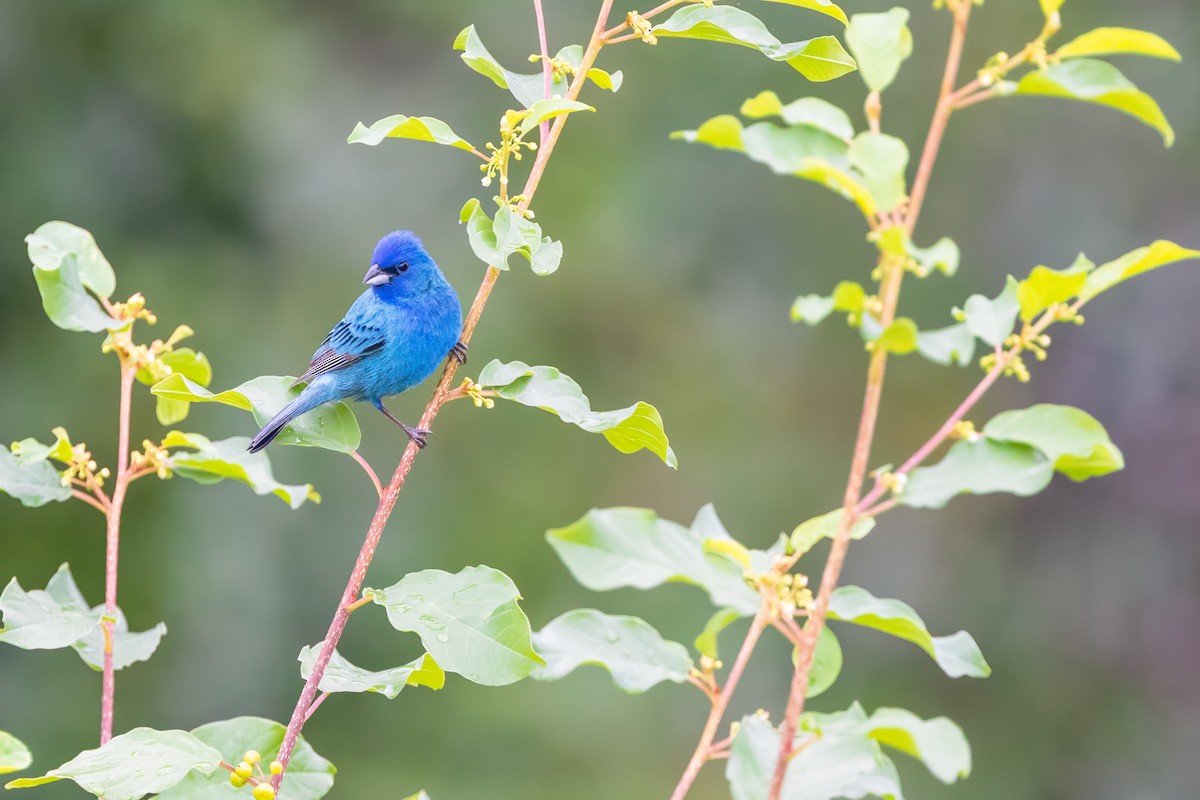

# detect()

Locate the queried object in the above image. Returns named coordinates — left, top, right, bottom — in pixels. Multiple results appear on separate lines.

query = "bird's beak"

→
left=363, top=264, right=390, bottom=286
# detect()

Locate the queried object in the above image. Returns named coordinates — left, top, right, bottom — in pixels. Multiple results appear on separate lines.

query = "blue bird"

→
left=248, top=231, right=465, bottom=453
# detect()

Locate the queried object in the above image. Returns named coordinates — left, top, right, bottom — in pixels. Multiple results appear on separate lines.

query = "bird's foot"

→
left=402, top=424, right=432, bottom=449
left=450, top=341, right=468, bottom=364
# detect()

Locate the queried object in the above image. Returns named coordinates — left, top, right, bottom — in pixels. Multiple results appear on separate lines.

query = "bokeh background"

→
left=1, top=1, right=1198, bottom=798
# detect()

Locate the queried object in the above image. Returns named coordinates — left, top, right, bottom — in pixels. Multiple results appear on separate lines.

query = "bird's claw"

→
left=450, top=341, right=468, bottom=364
left=402, top=425, right=432, bottom=449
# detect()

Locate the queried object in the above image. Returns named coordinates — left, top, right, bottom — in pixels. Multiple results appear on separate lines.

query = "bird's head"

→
left=363, top=230, right=439, bottom=291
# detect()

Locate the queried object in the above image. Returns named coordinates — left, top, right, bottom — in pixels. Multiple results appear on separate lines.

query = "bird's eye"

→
left=398, top=262, right=409, bottom=273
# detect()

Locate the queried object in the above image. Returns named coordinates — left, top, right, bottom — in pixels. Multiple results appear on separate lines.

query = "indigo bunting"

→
left=248, top=231, right=465, bottom=453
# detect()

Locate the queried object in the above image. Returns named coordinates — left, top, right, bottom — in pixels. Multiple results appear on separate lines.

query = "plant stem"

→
left=855, top=308, right=1063, bottom=514
left=269, top=2, right=615, bottom=789
left=765, top=5, right=974, bottom=797
left=669, top=610, right=767, bottom=800
left=350, top=451, right=382, bottom=497
left=72, top=490, right=107, bottom=514
left=533, top=0, right=552, bottom=143
left=100, top=363, right=136, bottom=744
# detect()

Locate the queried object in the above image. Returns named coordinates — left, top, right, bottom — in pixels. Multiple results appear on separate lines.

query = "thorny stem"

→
left=349, top=451, right=383, bottom=497
left=100, top=363, right=136, bottom=744
left=270, top=1, right=616, bottom=790
left=766, top=3, right=974, bottom=797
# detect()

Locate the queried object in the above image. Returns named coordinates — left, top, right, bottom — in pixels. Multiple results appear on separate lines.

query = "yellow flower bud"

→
left=253, top=783, right=276, bottom=800
left=244, top=750, right=261, bottom=765
left=235, top=762, right=253, bottom=779
left=269, top=761, right=284, bottom=775
left=230, top=773, right=246, bottom=788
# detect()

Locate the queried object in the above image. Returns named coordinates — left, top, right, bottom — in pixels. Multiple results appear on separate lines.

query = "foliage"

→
left=1, top=2, right=1195, bottom=800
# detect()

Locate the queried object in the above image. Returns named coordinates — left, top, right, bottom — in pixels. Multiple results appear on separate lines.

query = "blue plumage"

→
left=248, top=231, right=464, bottom=453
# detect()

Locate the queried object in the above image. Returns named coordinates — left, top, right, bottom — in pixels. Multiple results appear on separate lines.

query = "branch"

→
left=669, top=610, right=768, bottom=800
left=349, top=451, right=382, bottom=498
left=269, top=1, right=617, bottom=789
left=72, top=489, right=108, bottom=514
left=766, top=4, right=975, bottom=797
left=101, top=364, right=136, bottom=744
left=533, top=0, right=552, bottom=143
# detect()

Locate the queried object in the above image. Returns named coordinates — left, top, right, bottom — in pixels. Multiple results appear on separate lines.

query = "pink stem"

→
left=350, top=451, right=383, bottom=497
left=269, top=5, right=617, bottom=789
left=533, top=0, right=552, bottom=142
left=101, top=365, right=136, bottom=744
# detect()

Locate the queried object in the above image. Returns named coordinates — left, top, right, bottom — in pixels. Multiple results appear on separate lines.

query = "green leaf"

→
left=764, top=95, right=854, bottom=141
left=782, top=98, right=854, bottom=141
left=518, top=99, right=594, bottom=134
left=298, top=641, right=444, bottom=698
left=0, top=563, right=165, bottom=669
left=916, top=323, right=976, bottom=368
left=1056, top=27, right=1180, bottom=62
left=760, top=0, right=848, bottom=25
left=901, top=438, right=1053, bottom=509
left=163, top=431, right=319, bottom=509
left=158, top=717, right=334, bottom=800
left=0, top=564, right=98, bottom=650
left=348, top=114, right=476, bottom=151
left=983, top=404, right=1124, bottom=481
left=1017, top=256, right=1092, bottom=321
left=909, top=236, right=960, bottom=277
left=1079, top=240, right=1200, bottom=301
left=0, top=447, right=71, bottom=508
left=27, top=223, right=125, bottom=333
left=452, top=28, right=606, bottom=108
left=789, top=294, right=835, bottom=325
left=532, top=609, right=692, bottom=693
left=962, top=275, right=1020, bottom=347
left=796, top=159, right=878, bottom=220
left=458, top=199, right=564, bottom=276
left=1040, top=0, right=1065, bottom=16
left=475, top=360, right=676, bottom=467
left=546, top=507, right=759, bottom=614
left=790, top=509, right=875, bottom=557
left=828, top=585, right=991, bottom=678
left=0, top=732, right=32, bottom=775
left=695, top=607, right=741, bottom=660
left=5, top=728, right=222, bottom=796
left=726, top=710, right=902, bottom=800
left=845, top=9, right=913, bottom=92
left=368, top=566, right=543, bottom=686
left=1014, top=59, right=1174, bottom=146
left=848, top=132, right=908, bottom=212
left=862, top=707, right=971, bottom=784
left=73, top=607, right=167, bottom=672
left=805, top=624, right=842, bottom=699
left=151, top=374, right=360, bottom=452
left=135, top=348, right=213, bottom=426
left=874, top=317, right=919, bottom=355
left=654, top=6, right=856, bottom=82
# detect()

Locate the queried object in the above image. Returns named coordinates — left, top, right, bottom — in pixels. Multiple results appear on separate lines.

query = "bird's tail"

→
left=247, top=390, right=327, bottom=453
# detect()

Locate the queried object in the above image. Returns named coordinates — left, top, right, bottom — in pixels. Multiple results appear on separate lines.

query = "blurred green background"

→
left=2, top=1, right=1198, bottom=798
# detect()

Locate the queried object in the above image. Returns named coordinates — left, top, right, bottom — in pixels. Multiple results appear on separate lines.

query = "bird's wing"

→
left=293, top=317, right=386, bottom=385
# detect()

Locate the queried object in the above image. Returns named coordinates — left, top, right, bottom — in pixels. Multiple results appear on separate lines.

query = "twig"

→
left=72, top=489, right=108, bottom=514
left=766, top=4, right=975, bottom=797
left=349, top=451, right=382, bottom=497
left=533, top=0, right=552, bottom=143
left=669, top=610, right=767, bottom=800
left=100, top=364, right=136, bottom=744
left=601, top=0, right=685, bottom=40
left=268, top=1, right=617, bottom=789
left=304, top=692, right=329, bottom=723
